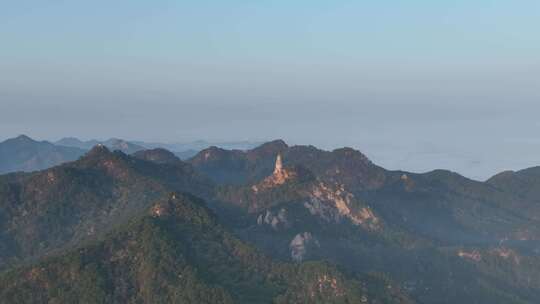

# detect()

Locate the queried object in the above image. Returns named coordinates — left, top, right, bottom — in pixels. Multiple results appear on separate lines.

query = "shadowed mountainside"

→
left=0, top=145, right=213, bottom=269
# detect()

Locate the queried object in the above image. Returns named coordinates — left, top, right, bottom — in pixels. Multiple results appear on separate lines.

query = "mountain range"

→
left=0, top=138, right=539, bottom=303
left=56, top=137, right=263, bottom=159
left=0, top=135, right=263, bottom=175
left=0, top=135, right=86, bottom=175
left=55, top=137, right=147, bottom=154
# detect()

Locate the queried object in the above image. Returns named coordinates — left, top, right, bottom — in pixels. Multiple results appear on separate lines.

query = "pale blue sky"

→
left=1, top=1, right=540, bottom=178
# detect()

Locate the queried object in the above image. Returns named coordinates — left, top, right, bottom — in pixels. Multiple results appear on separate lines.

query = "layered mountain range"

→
left=0, top=135, right=263, bottom=175
left=0, top=135, right=86, bottom=174
left=0, top=139, right=539, bottom=303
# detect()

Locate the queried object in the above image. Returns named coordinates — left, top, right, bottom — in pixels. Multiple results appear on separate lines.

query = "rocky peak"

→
left=86, top=144, right=111, bottom=157
left=80, top=145, right=131, bottom=180
left=274, top=153, right=284, bottom=175
left=252, top=154, right=314, bottom=193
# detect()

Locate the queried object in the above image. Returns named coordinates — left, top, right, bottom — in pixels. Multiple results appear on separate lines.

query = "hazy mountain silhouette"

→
left=56, top=137, right=145, bottom=154
left=0, top=135, right=85, bottom=174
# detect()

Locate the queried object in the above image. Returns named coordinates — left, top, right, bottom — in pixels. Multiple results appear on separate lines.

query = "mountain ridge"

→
left=1, top=137, right=540, bottom=303
left=0, top=135, right=86, bottom=174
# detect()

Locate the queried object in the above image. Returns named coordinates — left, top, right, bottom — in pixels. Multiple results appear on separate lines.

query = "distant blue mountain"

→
left=56, top=137, right=145, bottom=154
left=131, top=139, right=264, bottom=154
left=0, top=135, right=86, bottom=174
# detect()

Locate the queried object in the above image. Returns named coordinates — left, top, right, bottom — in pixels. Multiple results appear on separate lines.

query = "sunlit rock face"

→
left=274, top=153, right=284, bottom=175
left=249, top=154, right=382, bottom=231
left=305, top=182, right=381, bottom=231
left=252, top=154, right=300, bottom=193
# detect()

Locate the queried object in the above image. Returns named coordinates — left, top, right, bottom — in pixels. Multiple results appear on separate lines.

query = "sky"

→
left=1, top=1, right=540, bottom=180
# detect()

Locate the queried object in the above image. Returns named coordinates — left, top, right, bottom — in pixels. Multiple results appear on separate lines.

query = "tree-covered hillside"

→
left=0, top=193, right=412, bottom=304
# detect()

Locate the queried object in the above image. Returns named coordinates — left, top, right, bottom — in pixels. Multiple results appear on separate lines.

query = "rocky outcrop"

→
left=244, top=155, right=381, bottom=231
left=490, top=247, right=521, bottom=265
left=252, top=154, right=301, bottom=192
left=304, top=182, right=381, bottom=231
left=290, top=232, right=320, bottom=262
left=457, top=249, right=482, bottom=262
left=257, top=208, right=291, bottom=231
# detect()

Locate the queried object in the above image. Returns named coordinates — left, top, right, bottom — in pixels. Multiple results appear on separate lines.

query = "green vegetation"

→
left=2, top=140, right=540, bottom=303
left=0, top=193, right=404, bottom=304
